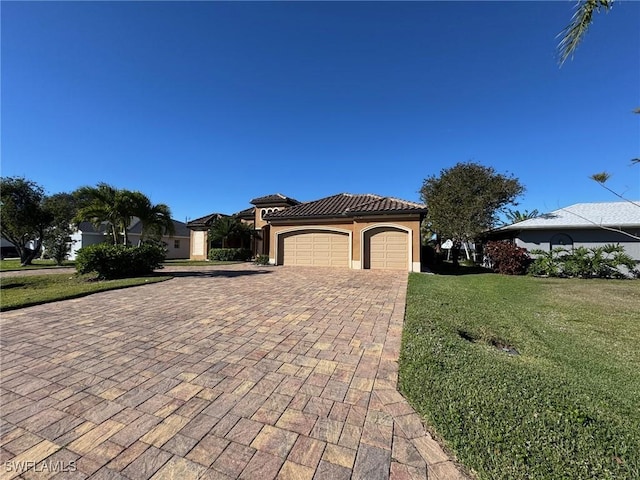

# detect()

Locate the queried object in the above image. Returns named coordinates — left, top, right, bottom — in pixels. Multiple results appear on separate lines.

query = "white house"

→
left=69, top=218, right=191, bottom=260
left=493, top=201, right=640, bottom=261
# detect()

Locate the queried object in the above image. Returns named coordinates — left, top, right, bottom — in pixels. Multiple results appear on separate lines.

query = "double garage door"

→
left=278, top=227, right=409, bottom=270
left=279, top=230, right=349, bottom=267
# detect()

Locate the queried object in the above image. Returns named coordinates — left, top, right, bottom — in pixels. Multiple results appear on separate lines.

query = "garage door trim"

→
left=360, top=224, right=413, bottom=272
left=274, top=227, right=352, bottom=267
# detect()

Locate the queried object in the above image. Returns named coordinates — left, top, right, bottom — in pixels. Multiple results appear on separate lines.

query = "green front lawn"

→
left=0, top=259, right=75, bottom=271
left=400, top=273, right=639, bottom=480
left=0, top=273, right=171, bottom=311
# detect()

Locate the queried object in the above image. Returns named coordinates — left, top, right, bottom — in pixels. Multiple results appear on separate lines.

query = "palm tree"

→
left=74, top=183, right=137, bottom=244
left=208, top=217, right=239, bottom=249
left=558, top=0, right=614, bottom=65
left=75, top=184, right=174, bottom=245
left=130, top=192, right=175, bottom=242
left=505, top=209, right=539, bottom=224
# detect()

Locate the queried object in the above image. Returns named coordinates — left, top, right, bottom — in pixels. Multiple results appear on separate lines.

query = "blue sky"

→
left=2, top=1, right=638, bottom=223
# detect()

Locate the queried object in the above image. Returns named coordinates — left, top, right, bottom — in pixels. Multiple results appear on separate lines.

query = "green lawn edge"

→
left=0, top=274, right=172, bottom=311
left=399, top=272, right=640, bottom=480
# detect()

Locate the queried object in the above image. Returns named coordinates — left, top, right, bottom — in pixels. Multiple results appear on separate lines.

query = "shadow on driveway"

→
left=159, top=269, right=274, bottom=278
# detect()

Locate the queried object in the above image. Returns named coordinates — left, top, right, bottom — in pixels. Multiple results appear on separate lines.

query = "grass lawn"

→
left=0, top=273, right=171, bottom=311
left=400, top=273, right=640, bottom=480
left=0, top=259, right=75, bottom=271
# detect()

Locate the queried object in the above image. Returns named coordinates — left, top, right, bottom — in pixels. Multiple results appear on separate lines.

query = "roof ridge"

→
left=385, top=196, right=427, bottom=208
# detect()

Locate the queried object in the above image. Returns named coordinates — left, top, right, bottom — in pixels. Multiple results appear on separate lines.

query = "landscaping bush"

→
left=528, top=247, right=571, bottom=277
left=564, top=244, right=636, bottom=279
left=254, top=254, right=270, bottom=265
left=484, top=240, right=530, bottom=275
left=76, top=243, right=166, bottom=279
left=529, top=244, right=637, bottom=279
left=208, top=248, right=252, bottom=261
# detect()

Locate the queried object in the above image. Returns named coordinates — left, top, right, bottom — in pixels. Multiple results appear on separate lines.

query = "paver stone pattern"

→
left=0, top=264, right=468, bottom=479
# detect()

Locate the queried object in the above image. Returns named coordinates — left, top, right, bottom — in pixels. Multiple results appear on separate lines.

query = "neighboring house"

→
left=68, top=218, right=191, bottom=260
left=489, top=201, right=640, bottom=261
left=188, top=192, right=427, bottom=271
left=0, top=237, right=19, bottom=258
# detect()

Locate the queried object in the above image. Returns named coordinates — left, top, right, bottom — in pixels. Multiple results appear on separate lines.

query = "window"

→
left=550, top=233, right=573, bottom=250
left=174, top=239, right=180, bottom=249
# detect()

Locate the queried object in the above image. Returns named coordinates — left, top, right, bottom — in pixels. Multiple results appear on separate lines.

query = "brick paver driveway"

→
left=1, top=264, right=466, bottom=480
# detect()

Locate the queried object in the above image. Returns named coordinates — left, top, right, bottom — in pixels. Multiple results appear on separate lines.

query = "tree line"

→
left=0, top=177, right=174, bottom=266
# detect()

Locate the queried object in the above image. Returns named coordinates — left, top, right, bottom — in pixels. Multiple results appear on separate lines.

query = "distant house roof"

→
left=78, top=219, right=191, bottom=237
left=264, top=193, right=427, bottom=221
left=250, top=193, right=300, bottom=206
left=128, top=219, right=191, bottom=237
left=234, top=206, right=255, bottom=220
left=186, top=212, right=228, bottom=229
left=77, top=221, right=109, bottom=234
left=500, top=202, right=640, bottom=230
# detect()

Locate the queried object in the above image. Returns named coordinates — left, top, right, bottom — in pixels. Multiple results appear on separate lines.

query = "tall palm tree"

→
left=558, top=0, right=614, bottom=65
left=74, top=183, right=137, bottom=244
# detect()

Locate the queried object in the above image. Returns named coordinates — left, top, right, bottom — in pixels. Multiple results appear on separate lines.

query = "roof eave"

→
left=265, top=209, right=426, bottom=222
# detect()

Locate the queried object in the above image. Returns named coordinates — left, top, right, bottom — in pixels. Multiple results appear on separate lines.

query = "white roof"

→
left=501, top=201, right=640, bottom=230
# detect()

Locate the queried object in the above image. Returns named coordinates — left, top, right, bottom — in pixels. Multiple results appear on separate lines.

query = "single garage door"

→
left=279, top=230, right=349, bottom=267
left=367, top=227, right=408, bottom=270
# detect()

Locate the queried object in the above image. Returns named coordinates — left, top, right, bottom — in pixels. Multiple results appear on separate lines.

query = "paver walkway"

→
left=0, top=264, right=467, bottom=480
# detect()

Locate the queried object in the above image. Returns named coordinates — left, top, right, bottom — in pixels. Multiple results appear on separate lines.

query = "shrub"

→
left=76, top=243, right=166, bottom=279
left=208, top=248, right=252, bottom=261
left=529, top=244, right=637, bottom=279
left=254, top=254, right=270, bottom=265
left=529, top=248, right=571, bottom=277
left=563, top=244, right=636, bottom=279
left=484, top=241, right=531, bottom=275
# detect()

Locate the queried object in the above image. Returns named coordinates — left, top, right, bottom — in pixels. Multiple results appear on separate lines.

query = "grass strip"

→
left=399, top=273, right=640, bottom=480
left=0, top=259, right=75, bottom=271
left=1, top=273, right=171, bottom=311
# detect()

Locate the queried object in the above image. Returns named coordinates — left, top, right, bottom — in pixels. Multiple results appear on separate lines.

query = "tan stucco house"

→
left=188, top=193, right=427, bottom=271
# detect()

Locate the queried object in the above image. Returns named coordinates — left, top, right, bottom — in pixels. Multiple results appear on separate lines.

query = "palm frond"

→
left=558, top=0, right=614, bottom=66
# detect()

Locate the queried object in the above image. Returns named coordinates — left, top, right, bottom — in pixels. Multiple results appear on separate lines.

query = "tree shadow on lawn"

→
left=160, top=269, right=274, bottom=279
left=423, top=262, right=494, bottom=276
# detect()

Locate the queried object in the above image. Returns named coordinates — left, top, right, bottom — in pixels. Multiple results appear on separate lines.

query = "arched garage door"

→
left=365, top=227, right=409, bottom=270
left=278, top=230, right=349, bottom=267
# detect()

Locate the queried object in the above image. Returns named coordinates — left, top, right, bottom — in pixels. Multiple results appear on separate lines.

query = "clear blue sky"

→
left=2, top=1, right=639, bottom=223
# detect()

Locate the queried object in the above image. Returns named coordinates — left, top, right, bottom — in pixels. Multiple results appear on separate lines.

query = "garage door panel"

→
left=367, top=228, right=408, bottom=270
left=280, top=230, right=349, bottom=267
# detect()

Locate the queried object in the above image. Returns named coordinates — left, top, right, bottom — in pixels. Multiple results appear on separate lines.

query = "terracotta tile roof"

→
left=186, top=212, right=227, bottom=229
left=250, top=193, right=300, bottom=206
left=264, top=193, right=426, bottom=220
left=233, top=207, right=255, bottom=219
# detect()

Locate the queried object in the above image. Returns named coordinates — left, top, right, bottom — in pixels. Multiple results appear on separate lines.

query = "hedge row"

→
left=208, top=248, right=252, bottom=261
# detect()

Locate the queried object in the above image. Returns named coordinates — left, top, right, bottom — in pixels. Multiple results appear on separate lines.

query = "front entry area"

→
left=278, top=229, right=349, bottom=267
left=364, top=226, right=409, bottom=270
